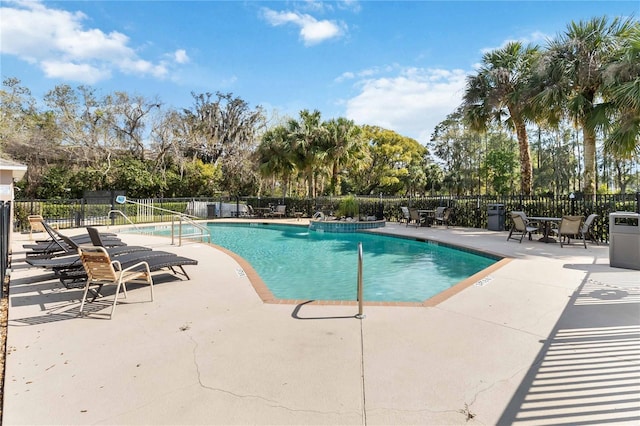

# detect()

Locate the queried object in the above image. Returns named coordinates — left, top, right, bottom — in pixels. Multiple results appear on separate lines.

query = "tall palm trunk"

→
left=582, top=124, right=597, bottom=199
left=513, top=118, right=533, bottom=195
left=306, top=167, right=315, bottom=198
left=331, top=161, right=341, bottom=196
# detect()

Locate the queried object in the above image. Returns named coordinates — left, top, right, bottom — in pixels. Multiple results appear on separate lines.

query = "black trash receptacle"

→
left=487, top=203, right=505, bottom=231
left=207, top=204, right=217, bottom=219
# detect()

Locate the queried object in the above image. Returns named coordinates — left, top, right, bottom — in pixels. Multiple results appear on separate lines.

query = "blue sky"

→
left=1, top=0, right=638, bottom=144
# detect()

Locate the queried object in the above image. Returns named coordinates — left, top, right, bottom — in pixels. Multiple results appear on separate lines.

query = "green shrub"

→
left=337, top=195, right=359, bottom=218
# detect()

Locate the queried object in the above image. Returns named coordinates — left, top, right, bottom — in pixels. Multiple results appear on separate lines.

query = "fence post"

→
left=81, top=198, right=86, bottom=227
left=570, top=192, right=575, bottom=215
left=0, top=201, right=10, bottom=299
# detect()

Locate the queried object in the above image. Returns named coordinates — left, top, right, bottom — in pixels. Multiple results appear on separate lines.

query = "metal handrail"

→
left=171, top=214, right=211, bottom=246
left=108, top=210, right=140, bottom=230
left=356, top=242, right=365, bottom=319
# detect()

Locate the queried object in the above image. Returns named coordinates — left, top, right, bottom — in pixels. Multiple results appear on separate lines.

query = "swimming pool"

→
left=138, top=223, right=499, bottom=303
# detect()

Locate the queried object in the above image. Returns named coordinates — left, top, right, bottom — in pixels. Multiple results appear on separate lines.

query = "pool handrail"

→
left=172, top=214, right=211, bottom=246
left=108, top=210, right=140, bottom=230
left=356, top=242, right=365, bottom=319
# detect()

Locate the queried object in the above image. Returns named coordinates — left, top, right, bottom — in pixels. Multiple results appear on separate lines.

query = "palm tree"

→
left=255, top=125, right=296, bottom=196
left=287, top=109, right=327, bottom=197
left=462, top=41, right=540, bottom=195
left=322, top=117, right=365, bottom=195
left=602, top=22, right=640, bottom=158
left=534, top=16, right=635, bottom=197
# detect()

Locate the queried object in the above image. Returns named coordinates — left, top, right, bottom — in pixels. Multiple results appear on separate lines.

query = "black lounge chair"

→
left=25, top=224, right=124, bottom=259
left=58, top=249, right=198, bottom=288
left=25, top=219, right=117, bottom=244
left=26, top=244, right=153, bottom=270
left=24, top=220, right=120, bottom=251
left=25, top=216, right=117, bottom=245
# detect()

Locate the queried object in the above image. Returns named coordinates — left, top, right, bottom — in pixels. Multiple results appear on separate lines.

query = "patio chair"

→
left=400, top=206, right=411, bottom=225
left=272, top=205, right=287, bottom=218
left=78, top=245, right=154, bottom=319
left=433, top=207, right=451, bottom=228
left=581, top=213, right=599, bottom=245
left=552, top=215, right=586, bottom=248
left=243, top=205, right=256, bottom=218
left=28, top=215, right=46, bottom=240
left=507, top=211, right=539, bottom=243
left=408, top=208, right=426, bottom=227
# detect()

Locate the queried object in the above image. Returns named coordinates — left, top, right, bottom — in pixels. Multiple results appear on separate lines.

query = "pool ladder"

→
left=171, top=214, right=211, bottom=246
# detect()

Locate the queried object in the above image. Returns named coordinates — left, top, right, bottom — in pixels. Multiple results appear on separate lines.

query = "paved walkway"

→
left=3, top=221, right=640, bottom=425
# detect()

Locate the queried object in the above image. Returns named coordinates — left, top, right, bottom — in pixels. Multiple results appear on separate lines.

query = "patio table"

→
left=417, top=209, right=436, bottom=227
left=528, top=216, right=561, bottom=243
left=254, top=207, right=272, bottom=218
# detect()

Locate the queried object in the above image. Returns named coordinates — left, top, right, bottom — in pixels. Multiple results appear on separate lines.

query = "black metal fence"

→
left=11, top=193, right=640, bottom=243
left=1, top=201, right=11, bottom=298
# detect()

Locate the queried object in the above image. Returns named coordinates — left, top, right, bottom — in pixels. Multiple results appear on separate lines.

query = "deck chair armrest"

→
left=524, top=218, right=539, bottom=227
left=111, top=259, right=122, bottom=271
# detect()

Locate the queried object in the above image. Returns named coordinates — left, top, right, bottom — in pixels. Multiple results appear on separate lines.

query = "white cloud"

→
left=174, top=49, right=190, bottom=64
left=0, top=0, right=181, bottom=84
left=338, top=0, right=361, bottom=13
left=344, top=67, right=468, bottom=144
left=120, top=58, right=168, bottom=78
left=335, top=71, right=355, bottom=83
left=262, top=8, right=345, bottom=46
left=41, top=61, right=111, bottom=84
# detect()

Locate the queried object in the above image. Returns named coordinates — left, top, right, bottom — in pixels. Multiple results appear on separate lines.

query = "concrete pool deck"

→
left=3, top=220, right=640, bottom=425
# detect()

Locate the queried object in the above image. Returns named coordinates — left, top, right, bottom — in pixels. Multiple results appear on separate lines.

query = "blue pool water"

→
left=142, top=223, right=499, bottom=303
